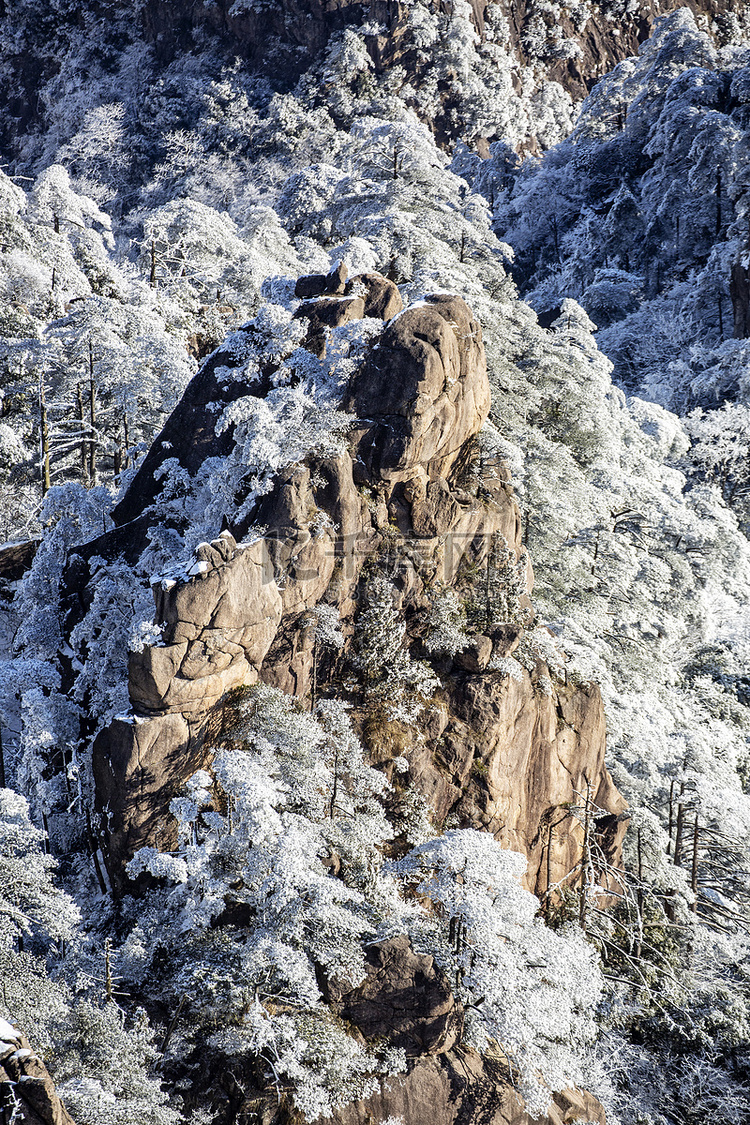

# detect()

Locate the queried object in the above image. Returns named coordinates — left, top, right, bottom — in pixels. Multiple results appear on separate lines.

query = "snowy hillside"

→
left=3, top=4, right=750, bottom=1125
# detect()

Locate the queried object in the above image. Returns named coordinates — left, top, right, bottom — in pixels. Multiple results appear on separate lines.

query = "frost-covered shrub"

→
left=354, top=575, right=439, bottom=715
left=0, top=790, right=175, bottom=1125
left=125, top=686, right=407, bottom=1118
left=424, top=587, right=471, bottom=657
left=392, top=830, right=602, bottom=1117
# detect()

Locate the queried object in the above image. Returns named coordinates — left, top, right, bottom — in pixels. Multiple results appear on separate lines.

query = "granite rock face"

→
left=60, top=274, right=624, bottom=1120
left=346, top=294, right=490, bottom=485
left=0, top=1024, right=75, bottom=1125
left=320, top=1051, right=606, bottom=1125
left=78, top=276, right=625, bottom=909
left=327, top=935, right=463, bottom=1056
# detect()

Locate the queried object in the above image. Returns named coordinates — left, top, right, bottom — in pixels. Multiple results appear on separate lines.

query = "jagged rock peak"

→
left=77, top=282, right=625, bottom=926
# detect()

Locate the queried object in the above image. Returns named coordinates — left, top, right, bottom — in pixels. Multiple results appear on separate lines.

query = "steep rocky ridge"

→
left=68, top=272, right=626, bottom=904
left=54, top=273, right=627, bottom=1125
left=139, top=0, right=740, bottom=103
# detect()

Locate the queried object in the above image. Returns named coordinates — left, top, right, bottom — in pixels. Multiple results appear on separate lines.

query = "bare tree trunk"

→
left=76, top=382, right=87, bottom=482
left=635, top=827, right=644, bottom=959
left=674, top=783, right=685, bottom=867
left=579, top=780, right=592, bottom=932
left=39, top=373, right=51, bottom=496
left=88, top=340, right=97, bottom=487
left=546, top=819, right=553, bottom=910
left=160, top=994, right=187, bottom=1054
left=105, top=939, right=113, bottom=1001
left=85, top=807, right=108, bottom=896
left=311, top=637, right=318, bottom=713
left=328, top=744, right=339, bottom=820
left=730, top=263, right=750, bottom=339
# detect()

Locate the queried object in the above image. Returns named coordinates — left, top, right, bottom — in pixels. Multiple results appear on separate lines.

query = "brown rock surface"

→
left=129, top=533, right=282, bottom=714
left=327, top=936, right=463, bottom=1056
left=411, top=477, right=462, bottom=538
left=347, top=294, right=490, bottom=485
left=0, top=539, right=38, bottom=583
left=295, top=262, right=349, bottom=299
left=406, top=673, right=627, bottom=897
left=320, top=1047, right=606, bottom=1125
left=296, top=295, right=367, bottom=331
left=345, top=272, right=404, bottom=320
left=92, top=708, right=218, bottom=894
left=0, top=1024, right=75, bottom=1125
left=294, top=269, right=401, bottom=357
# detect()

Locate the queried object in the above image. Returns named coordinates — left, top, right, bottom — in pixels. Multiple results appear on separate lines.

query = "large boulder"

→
left=345, top=272, right=403, bottom=320
left=346, top=294, right=490, bottom=486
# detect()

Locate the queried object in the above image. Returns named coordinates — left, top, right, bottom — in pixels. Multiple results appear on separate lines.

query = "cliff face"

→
left=56, top=275, right=626, bottom=1125
left=72, top=274, right=626, bottom=913
left=140, top=0, right=739, bottom=104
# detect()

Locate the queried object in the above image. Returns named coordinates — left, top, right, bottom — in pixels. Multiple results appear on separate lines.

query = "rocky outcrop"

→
left=76, top=276, right=625, bottom=909
left=133, top=534, right=282, bottom=713
left=58, top=273, right=622, bottom=1123
left=319, top=934, right=605, bottom=1125
left=0, top=1022, right=74, bottom=1125
left=402, top=674, right=625, bottom=898
left=327, top=936, right=463, bottom=1055
left=346, top=294, right=489, bottom=485
left=322, top=1052, right=606, bottom=1125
